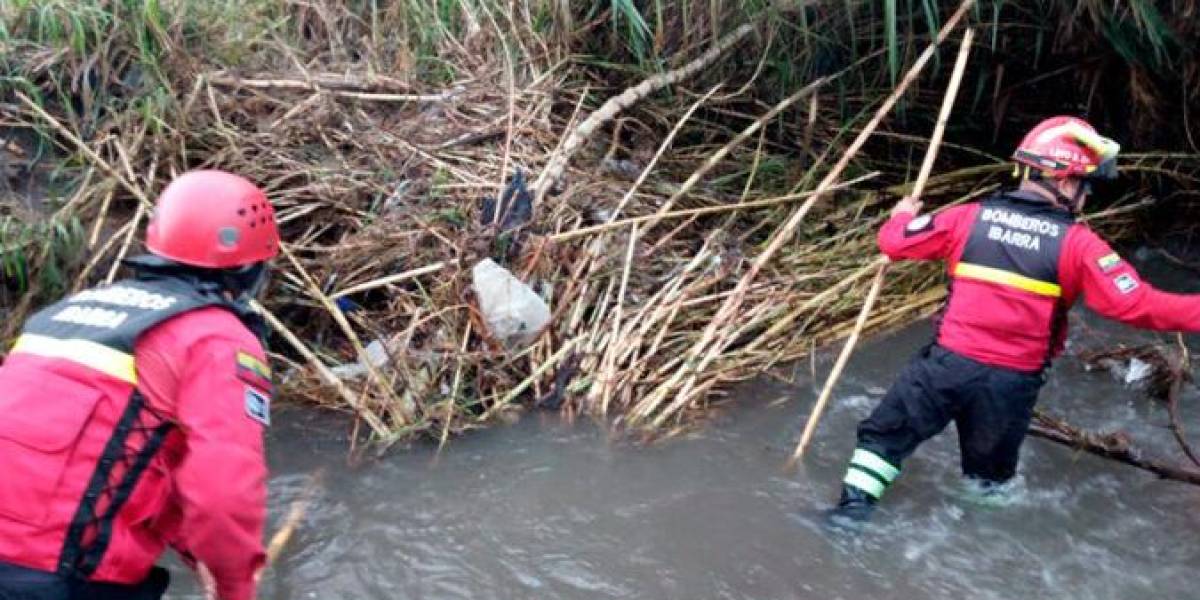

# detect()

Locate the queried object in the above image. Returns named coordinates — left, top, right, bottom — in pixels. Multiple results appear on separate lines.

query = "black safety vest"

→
left=949, top=191, right=1076, bottom=363
left=954, top=192, right=1075, bottom=297
left=13, top=274, right=243, bottom=579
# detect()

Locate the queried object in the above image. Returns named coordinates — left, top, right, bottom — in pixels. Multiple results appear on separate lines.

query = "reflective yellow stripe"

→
left=11, top=334, right=136, bottom=384
left=851, top=449, right=900, bottom=482
left=954, top=262, right=1062, bottom=297
left=843, top=469, right=886, bottom=500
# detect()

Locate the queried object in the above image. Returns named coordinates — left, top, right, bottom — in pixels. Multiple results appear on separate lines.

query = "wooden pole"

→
left=265, top=469, right=327, bottom=566
left=531, top=23, right=755, bottom=205
left=641, top=0, right=977, bottom=429
left=786, top=27, right=977, bottom=468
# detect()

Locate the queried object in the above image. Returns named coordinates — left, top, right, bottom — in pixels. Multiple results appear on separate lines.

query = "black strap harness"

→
left=16, top=265, right=259, bottom=580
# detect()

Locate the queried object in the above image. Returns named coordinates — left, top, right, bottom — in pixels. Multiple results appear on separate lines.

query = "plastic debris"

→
left=480, top=169, right=533, bottom=234
left=330, top=339, right=390, bottom=380
left=472, top=258, right=550, bottom=349
left=1124, top=357, right=1154, bottom=385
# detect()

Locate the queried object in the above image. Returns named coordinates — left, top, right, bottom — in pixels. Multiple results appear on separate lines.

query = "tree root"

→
left=1029, top=411, right=1200, bottom=486
left=1030, top=340, right=1200, bottom=486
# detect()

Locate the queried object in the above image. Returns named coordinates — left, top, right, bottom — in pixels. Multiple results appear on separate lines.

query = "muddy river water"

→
left=168, top=251, right=1200, bottom=600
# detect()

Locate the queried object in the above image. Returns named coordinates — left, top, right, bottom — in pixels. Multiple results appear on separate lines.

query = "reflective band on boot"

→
left=842, top=449, right=901, bottom=500
left=850, top=449, right=900, bottom=481
left=843, top=470, right=886, bottom=499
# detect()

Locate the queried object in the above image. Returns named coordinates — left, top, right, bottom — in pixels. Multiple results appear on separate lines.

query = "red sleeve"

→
left=171, top=334, right=269, bottom=600
left=877, top=204, right=975, bottom=262
left=1065, top=226, right=1200, bottom=331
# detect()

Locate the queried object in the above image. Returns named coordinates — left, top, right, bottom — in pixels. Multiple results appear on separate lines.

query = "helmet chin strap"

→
left=1030, top=176, right=1085, bottom=215
left=220, top=262, right=271, bottom=301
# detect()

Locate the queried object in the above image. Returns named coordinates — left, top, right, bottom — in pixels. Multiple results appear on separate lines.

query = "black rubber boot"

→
left=826, top=484, right=877, bottom=527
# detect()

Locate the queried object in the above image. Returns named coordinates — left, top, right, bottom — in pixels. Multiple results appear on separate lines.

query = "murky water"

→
left=168, top=252, right=1200, bottom=600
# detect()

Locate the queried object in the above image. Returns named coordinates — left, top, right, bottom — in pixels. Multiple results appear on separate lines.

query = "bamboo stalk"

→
left=208, top=74, right=458, bottom=102
left=104, top=202, right=147, bottom=284
left=15, top=91, right=152, bottom=208
left=330, top=261, right=451, bottom=298
left=608, top=84, right=724, bottom=223
left=643, top=74, right=835, bottom=224
left=481, top=337, right=580, bottom=420
left=439, top=322, right=474, bottom=452
left=531, top=22, right=756, bottom=204
left=639, top=0, right=977, bottom=429
left=265, top=468, right=326, bottom=566
left=251, top=299, right=390, bottom=438
left=549, top=173, right=879, bottom=242
left=787, top=27, right=976, bottom=466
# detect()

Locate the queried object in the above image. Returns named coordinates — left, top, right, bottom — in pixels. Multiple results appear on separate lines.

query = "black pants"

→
left=847, top=345, right=1044, bottom=498
left=0, top=562, right=169, bottom=600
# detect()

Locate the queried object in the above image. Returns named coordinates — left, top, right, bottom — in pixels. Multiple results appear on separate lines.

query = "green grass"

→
left=0, top=216, right=85, bottom=301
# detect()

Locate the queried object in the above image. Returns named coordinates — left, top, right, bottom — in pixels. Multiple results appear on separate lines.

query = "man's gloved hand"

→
left=891, top=196, right=923, bottom=217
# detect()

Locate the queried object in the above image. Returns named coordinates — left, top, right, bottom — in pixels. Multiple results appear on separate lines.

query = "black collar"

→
left=1001, top=189, right=1073, bottom=216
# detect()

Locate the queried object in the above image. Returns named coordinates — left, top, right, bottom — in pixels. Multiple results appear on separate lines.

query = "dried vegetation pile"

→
left=2, top=0, right=1199, bottom=449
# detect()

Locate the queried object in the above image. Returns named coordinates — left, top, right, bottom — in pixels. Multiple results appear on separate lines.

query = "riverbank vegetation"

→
left=2, top=0, right=1198, bottom=449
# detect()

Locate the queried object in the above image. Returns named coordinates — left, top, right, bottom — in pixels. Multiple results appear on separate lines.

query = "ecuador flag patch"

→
left=236, top=350, right=273, bottom=393
left=1096, top=253, right=1122, bottom=273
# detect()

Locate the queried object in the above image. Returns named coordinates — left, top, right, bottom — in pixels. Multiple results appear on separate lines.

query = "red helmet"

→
left=146, top=170, right=279, bottom=269
left=1013, top=116, right=1120, bottom=180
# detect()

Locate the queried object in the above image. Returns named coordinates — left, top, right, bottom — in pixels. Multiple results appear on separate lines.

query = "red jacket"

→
left=0, top=286, right=267, bottom=600
left=880, top=190, right=1200, bottom=371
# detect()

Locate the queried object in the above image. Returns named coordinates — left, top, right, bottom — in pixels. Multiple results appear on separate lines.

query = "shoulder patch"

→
left=1113, top=273, right=1139, bottom=295
left=236, top=350, right=273, bottom=393
left=904, top=214, right=934, bottom=237
left=244, top=387, right=271, bottom=426
left=1097, top=252, right=1123, bottom=273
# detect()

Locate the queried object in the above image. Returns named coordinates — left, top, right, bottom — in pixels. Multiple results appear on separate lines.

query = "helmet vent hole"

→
left=238, top=208, right=247, bottom=216
left=252, top=205, right=259, bottom=212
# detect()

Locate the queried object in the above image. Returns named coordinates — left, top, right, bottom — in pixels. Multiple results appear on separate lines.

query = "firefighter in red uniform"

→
left=831, top=116, right=1200, bottom=522
left=0, top=170, right=277, bottom=599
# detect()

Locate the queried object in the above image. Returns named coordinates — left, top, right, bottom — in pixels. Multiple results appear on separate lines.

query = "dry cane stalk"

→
left=481, top=337, right=581, bottom=420
left=104, top=202, right=147, bottom=284
left=531, top=22, right=755, bottom=204
left=641, top=51, right=883, bottom=253
left=597, top=222, right=641, bottom=415
left=787, top=27, right=976, bottom=467
left=439, top=322, right=474, bottom=452
left=608, top=84, right=724, bottom=222
left=550, top=173, right=879, bottom=242
left=280, top=244, right=409, bottom=426
left=15, top=91, right=152, bottom=208
left=644, top=74, right=834, bottom=224
left=250, top=299, right=390, bottom=438
left=640, top=0, right=977, bottom=429
left=330, top=261, right=451, bottom=298
left=265, top=468, right=326, bottom=566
